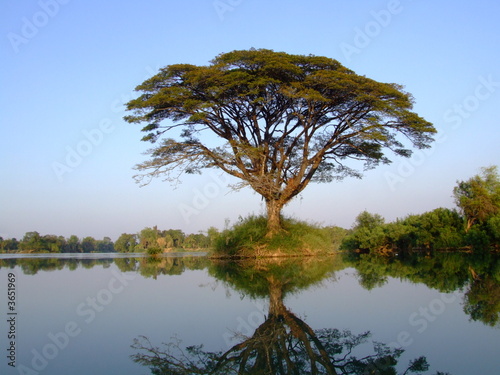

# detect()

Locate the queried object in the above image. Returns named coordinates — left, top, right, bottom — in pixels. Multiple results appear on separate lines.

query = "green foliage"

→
left=344, top=251, right=500, bottom=326
left=486, top=214, right=500, bottom=244
left=135, top=226, right=209, bottom=252
left=341, top=211, right=387, bottom=252
left=212, top=215, right=335, bottom=257
left=321, top=226, right=349, bottom=251
left=132, top=257, right=451, bottom=375
left=66, top=235, right=81, bottom=253
left=454, top=165, right=500, bottom=230
left=354, top=210, right=385, bottom=230
left=401, top=208, right=465, bottom=249
left=465, top=227, right=490, bottom=252
left=125, top=49, right=435, bottom=237
left=81, top=236, right=96, bottom=253
left=137, top=227, right=158, bottom=251
left=208, top=256, right=345, bottom=299
left=0, top=237, right=19, bottom=251
left=0, top=232, right=119, bottom=253
left=183, top=233, right=209, bottom=249
left=96, top=237, right=114, bottom=253
left=1, top=226, right=212, bottom=254
left=115, top=233, right=138, bottom=252
left=342, top=208, right=467, bottom=254
left=212, top=215, right=267, bottom=256
left=146, top=247, right=162, bottom=256
left=206, top=226, right=220, bottom=247
left=464, top=275, right=500, bottom=327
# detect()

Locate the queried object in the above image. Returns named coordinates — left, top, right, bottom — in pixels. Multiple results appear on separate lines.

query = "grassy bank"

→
left=210, top=215, right=340, bottom=258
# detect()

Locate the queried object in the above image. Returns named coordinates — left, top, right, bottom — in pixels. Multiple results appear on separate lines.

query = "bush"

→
left=212, top=215, right=335, bottom=257
left=146, top=247, right=162, bottom=256
left=486, top=214, right=500, bottom=244
left=341, top=208, right=467, bottom=254
left=340, top=211, right=387, bottom=252
left=466, top=228, right=490, bottom=253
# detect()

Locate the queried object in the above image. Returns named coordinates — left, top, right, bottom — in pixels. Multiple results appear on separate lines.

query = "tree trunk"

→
left=265, top=199, right=284, bottom=237
left=465, top=217, right=474, bottom=233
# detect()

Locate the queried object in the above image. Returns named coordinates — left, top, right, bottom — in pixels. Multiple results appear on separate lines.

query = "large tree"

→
left=125, top=49, right=435, bottom=236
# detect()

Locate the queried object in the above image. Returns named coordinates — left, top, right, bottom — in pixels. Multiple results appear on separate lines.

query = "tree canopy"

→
left=125, top=49, right=435, bottom=237
left=125, top=49, right=435, bottom=235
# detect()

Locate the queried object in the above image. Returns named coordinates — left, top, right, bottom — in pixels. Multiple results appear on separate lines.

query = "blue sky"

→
left=1, top=0, right=499, bottom=241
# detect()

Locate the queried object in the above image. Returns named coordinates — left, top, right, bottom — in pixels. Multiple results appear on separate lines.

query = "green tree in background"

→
left=0, top=237, right=19, bottom=251
left=44, top=235, right=66, bottom=253
left=207, top=226, right=220, bottom=248
left=19, top=232, right=43, bottom=252
left=162, top=229, right=185, bottom=248
left=81, top=236, right=97, bottom=253
left=401, top=208, right=464, bottom=250
left=137, top=227, right=159, bottom=251
left=66, top=235, right=81, bottom=253
left=115, top=233, right=138, bottom=252
left=454, top=166, right=500, bottom=232
left=96, top=237, right=114, bottom=253
left=342, top=211, right=386, bottom=251
left=125, top=49, right=435, bottom=237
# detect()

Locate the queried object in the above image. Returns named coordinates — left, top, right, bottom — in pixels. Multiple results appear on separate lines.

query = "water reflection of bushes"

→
left=0, top=256, right=209, bottom=278
left=207, top=255, right=345, bottom=299
left=132, top=257, right=451, bottom=375
left=2, top=252, right=497, bottom=327
left=0, top=258, right=114, bottom=275
left=345, top=252, right=500, bottom=327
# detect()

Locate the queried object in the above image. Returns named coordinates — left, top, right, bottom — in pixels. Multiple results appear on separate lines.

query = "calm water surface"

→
left=0, top=253, right=498, bottom=374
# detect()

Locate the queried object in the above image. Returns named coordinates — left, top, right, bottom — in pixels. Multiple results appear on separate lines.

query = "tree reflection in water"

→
left=131, top=257, right=450, bottom=375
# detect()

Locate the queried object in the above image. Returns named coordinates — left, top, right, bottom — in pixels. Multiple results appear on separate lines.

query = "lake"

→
left=0, top=252, right=498, bottom=374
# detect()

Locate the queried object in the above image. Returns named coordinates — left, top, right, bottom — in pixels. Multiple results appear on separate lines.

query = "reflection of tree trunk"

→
left=469, top=266, right=480, bottom=280
left=213, top=278, right=339, bottom=374
left=268, top=276, right=286, bottom=317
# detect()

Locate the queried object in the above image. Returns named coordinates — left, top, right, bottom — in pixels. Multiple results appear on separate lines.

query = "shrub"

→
left=466, top=228, right=490, bottom=253
left=212, top=215, right=334, bottom=257
left=146, top=247, right=162, bottom=256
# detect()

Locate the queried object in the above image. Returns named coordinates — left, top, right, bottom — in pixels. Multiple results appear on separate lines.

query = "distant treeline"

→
left=0, top=233, right=115, bottom=253
left=0, top=226, right=216, bottom=254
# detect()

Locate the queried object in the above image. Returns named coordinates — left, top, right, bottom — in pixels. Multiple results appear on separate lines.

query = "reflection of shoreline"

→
left=2, top=252, right=498, bottom=327
left=132, top=257, right=452, bottom=375
left=0, top=251, right=208, bottom=259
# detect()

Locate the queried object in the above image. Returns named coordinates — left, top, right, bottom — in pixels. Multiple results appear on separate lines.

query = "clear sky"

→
left=1, top=0, right=499, bottom=241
